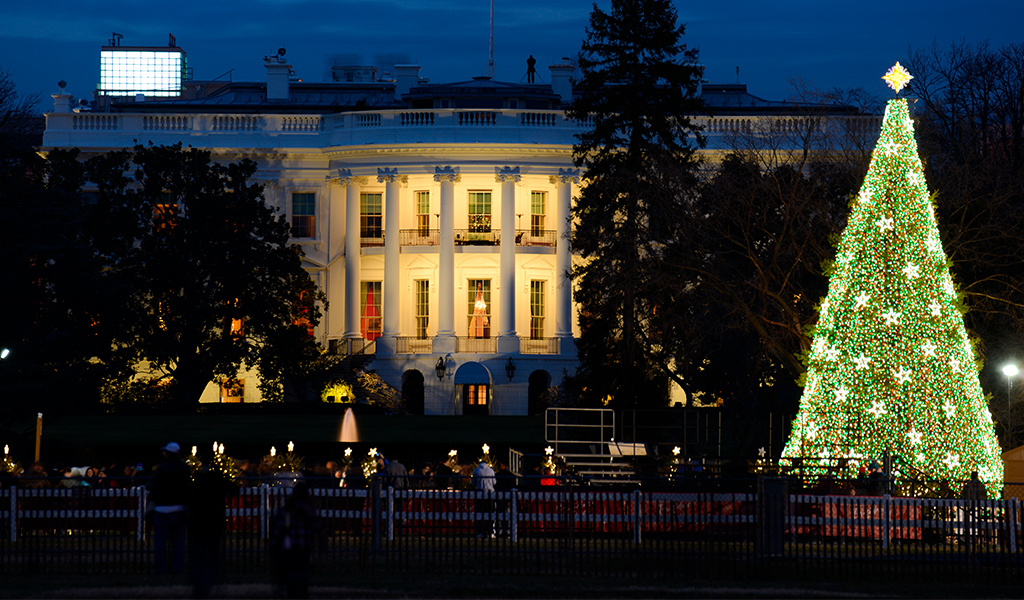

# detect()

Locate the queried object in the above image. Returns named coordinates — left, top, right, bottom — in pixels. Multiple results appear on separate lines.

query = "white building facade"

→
left=42, top=49, right=877, bottom=414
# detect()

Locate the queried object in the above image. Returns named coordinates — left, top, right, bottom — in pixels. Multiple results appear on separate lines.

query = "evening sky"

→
left=0, top=0, right=1019, bottom=111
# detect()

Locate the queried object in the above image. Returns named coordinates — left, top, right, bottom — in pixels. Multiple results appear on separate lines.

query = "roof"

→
left=112, top=82, right=399, bottom=114
left=702, top=84, right=859, bottom=116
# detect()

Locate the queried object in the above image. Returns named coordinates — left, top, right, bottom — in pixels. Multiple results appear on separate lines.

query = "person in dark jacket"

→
left=271, top=482, right=320, bottom=598
left=189, top=466, right=234, bottom=598
left=434, top=457, right=455, bottom=491
left=150, top=442, right=191, bottom=575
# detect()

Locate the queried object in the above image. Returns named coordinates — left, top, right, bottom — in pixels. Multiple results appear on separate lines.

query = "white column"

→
left=496, top=166, right=520, bottom=354
left=378, top=168, right=403, bottom=356
left=553, top=168, right=579, bottom=354
left=433, top=166, right=458, bottom=354
left=342, top=170, right=365, bottom=341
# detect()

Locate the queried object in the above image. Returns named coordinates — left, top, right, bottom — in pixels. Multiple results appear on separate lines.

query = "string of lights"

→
left=781, top=71, right=1003, bottom=491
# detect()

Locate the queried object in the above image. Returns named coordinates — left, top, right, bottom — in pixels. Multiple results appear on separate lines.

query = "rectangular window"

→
left=292, top=192, right=315, bottom=238
left=465, top=384, right=488, bottom=406
left=360, top=281, right=382, bottom=341
left=468, top=191, right=492, bottom=232
left=360, top=193, right=383, bottom=239
left=467, top=279, right=491, bottom=339
left=531, top=191, right=546, bottom=235
left=415, top=280, right=430, bottom=339
left=530, top=280, right=546, bottom=339
left=221, top=378, right=244, bottom=403
left=415, top=191, right=430, bottom=234
left=154, top=191, right=177, bottom=235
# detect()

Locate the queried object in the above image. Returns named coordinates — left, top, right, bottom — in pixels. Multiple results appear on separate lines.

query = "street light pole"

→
left=1004, top=364, right=1018, bottom=448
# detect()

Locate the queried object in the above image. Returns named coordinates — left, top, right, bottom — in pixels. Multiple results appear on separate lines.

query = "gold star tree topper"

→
left=883, top=62, right=914, bottom=94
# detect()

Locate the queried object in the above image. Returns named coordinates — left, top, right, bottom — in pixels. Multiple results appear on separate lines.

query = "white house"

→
left=41, top=44, right=876, bottom=415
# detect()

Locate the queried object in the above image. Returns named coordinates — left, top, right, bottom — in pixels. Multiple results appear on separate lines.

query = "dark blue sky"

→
left=1, top=0, right=1019, bottom=111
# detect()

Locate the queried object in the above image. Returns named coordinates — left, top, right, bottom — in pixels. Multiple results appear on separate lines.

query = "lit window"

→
left=292, top=193, right=315, bottom=238
left=468, top=191, right=491, bottom=232
left=530, top=280, right=546, bottom=339
left=531, top=191, right=546, bottom=235
left=415, top=191, right=430, bottom=234
left=467, top=279, right=491, bottom=339
left=361, top=281, right=382, bottom=341
left=465, top=384, right=488, bottom=406
left=360, top=193, right=383, bottom=239
left=415, top=280, right=429, bottom=339
left=221, top=378, right=244, bottom=403
left=154, top=192, right=177, bottom=235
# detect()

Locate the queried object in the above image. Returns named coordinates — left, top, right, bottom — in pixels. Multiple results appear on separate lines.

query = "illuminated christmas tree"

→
left=781, top=63, right=1003, bottom=491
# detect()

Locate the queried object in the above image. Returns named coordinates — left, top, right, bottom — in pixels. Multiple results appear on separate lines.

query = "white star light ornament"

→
left=824, top=346, right=840, bottom=361
left=944, top=453, right=961, bottom=470
left=883, top=62, right=914, bottom=94
left=921, top=341, right=937, bottom=357
left=950, top=358, right=962, bottom=373
left=903, top=263, right=921, bottom=279
left=835, top=386, right=850, bottom=403
left=854, top=354, right=872, bottom=370
left=943, top=402, right=956, bottom=418
left=894, top=367, right=912, bottom=384
left=868, top=400, right=887, bottom=418
left=908, top=429, right=923, bottom=445
left=881, top=140, right=899, bottom=156
left=878, top=215, right=894, bottom=232
left=854, top=293, right=871, bottom=309
left=929, top=301, right=941, bottom=317
left=858, top=189, right=872, bottom=205
left=882, top=310, right=901, bottom=326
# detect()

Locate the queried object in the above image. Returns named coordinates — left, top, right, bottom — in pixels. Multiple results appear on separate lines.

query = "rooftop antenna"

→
left=487, top=0, right=495, bottom=78
left=168, top=33, right=176, bottom=47
left=110, top=32, right=123, bottom=47
left=736, top=66, right=740, bottom=84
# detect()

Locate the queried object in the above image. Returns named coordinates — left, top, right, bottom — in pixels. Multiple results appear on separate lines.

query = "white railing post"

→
left=260, top=484, right=270, bottom=540
left=137, top=488, right=147, bottom=541
left=511, top=489, right=518, bottom=543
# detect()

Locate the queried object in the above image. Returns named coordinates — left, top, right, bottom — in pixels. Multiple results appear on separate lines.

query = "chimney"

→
left=394, top=65, right=420, bottom=100
left=549, top=58, right=575, bottom=105
left=264, top=48, right=291, bottom=102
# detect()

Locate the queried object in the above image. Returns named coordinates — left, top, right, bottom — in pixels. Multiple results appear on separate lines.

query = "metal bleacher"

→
left=544, top=408, right=644, bottom=480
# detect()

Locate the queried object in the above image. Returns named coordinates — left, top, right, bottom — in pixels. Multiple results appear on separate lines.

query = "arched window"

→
left=528, top=370, right=552, bottom=415
left=454, top=362, right=492, bottom=416
left=402, top=370, right=425, bottom=415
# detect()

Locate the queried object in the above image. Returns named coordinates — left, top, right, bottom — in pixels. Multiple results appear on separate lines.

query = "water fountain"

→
left=339, top=407, right=359, bottom=443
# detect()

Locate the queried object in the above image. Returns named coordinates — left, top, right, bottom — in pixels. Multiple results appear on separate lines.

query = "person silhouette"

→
left=526, top=55, right=537, bottom=83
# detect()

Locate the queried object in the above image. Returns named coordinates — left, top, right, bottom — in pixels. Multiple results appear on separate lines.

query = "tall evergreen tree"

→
left=781, top=65, right=1003, bottom=491
left=566, top=0, right=706, bottom=408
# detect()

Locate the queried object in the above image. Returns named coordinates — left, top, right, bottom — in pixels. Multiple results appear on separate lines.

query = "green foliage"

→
left=566, top=0, right=706, bottom=409
left=42, top=143, right=328, bottom=405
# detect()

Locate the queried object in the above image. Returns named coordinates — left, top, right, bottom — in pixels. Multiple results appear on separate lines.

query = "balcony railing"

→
left=455, top=229, right=498, bottom=246
left=521, top=337, right=559, bottom=354
left=395, top=337, right=433, bottom=354
left=457, top=336, right=496, bottom=353
left=45, top=110, right=881, bottom=155
left=515, top=229, right=556, bottom=247
left=360, top=235, right=384, bottom=247
left=399, top=229, right=556, bottom=248
left=399, top=229, right=440, bottom=246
